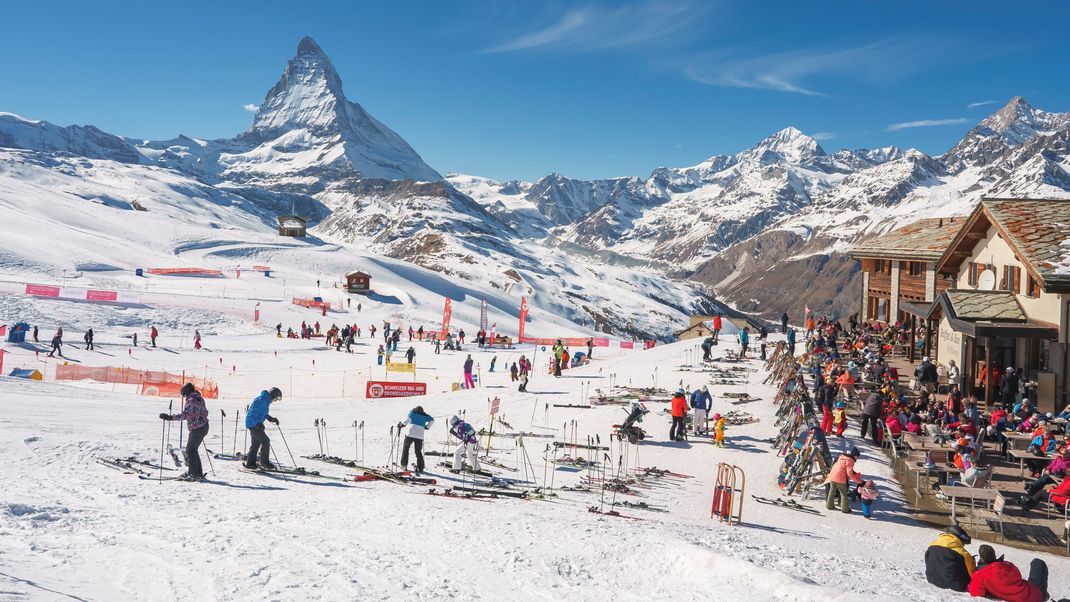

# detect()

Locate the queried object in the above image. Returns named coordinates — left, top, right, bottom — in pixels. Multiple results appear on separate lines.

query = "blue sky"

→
left=2, top=1, right=1068, bottom=181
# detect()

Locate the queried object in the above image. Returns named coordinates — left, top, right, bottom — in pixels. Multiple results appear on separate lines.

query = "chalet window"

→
left=874, top=259, right=884, bottom=274
left=1001, top=265, right=1021, bottom=293
left=1026, top=274, right=1041, bottom=298
left=908, top=262, right=925, bottom=277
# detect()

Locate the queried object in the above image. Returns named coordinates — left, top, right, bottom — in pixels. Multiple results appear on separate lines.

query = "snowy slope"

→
left=2, top=327, right=1067, bottom=600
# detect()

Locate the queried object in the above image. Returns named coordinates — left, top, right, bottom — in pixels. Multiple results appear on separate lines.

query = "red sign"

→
left=25, top=284, right=60, bottom=297
left=518, top=296, right=528, bottom=341
left=490, top=396, right=500, bottom=416
left=86, top=289, right=118, bottom=302
left=366, top=381, right=427, bottom=399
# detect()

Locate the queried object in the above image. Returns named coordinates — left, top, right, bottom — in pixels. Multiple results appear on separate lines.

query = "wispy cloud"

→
left=481, top=1, right=708, bottom=54
left=242, top=103, right=259, bottom=113
left=886, top=118, right=968, bottom=132
left=966, top=99, right=997, bottom=109
left=811, top=132, right=836, bottom=141
left=684, top=36, right=945, bottom=97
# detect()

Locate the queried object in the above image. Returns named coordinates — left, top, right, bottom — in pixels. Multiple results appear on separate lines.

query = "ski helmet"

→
left=180, top=382, right=196, bottom=397
left=449, top=415, right=460, bottom=427
left=269, top=387, right=283, bottom=401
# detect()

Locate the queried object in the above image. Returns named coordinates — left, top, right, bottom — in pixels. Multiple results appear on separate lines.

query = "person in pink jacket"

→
left=824, top=447, right=863, bottom=513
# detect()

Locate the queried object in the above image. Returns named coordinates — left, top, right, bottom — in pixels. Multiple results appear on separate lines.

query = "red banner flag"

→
left=518, top=296, right=528, bottom=341
left=440, top=297, right=452, bottom=339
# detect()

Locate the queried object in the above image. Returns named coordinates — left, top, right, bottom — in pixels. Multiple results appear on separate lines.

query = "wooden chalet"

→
left=277, top=215, right=308, bottom=237
left=345, top=270, right=372, bottom=294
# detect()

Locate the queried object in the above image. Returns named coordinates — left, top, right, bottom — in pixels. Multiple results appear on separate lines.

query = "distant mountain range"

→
left=3, top=36, right=1069, bottom=331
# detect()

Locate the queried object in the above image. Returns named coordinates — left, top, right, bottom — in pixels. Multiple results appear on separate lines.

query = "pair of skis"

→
left=750, top=495, right=822, bottom=515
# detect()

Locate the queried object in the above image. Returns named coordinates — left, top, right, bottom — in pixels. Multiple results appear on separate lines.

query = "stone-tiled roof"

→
left=946, top=290, right=1026, bottom=322
left=851, top=217, right=963, bottom=260
left=983, top=198, right=1070, bottom=287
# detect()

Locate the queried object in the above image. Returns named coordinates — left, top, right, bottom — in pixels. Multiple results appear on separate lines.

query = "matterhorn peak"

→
left=296, top=36, right=327, bottom=58
left=234, top=36, right=441, bottom=182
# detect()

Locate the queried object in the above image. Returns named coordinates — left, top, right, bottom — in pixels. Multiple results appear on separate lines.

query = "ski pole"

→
left=323, top=419, right=330, bottom=456
left=159, top=403, right=168, bottom=483
left=599, top=452, right=610, bottom=512
left=388, top=425, right=396, bottom=468
left=202, top=440, right=216, bottom=476
left=276, top=423, right=297, bottom=468
left=220, top=409, right=227, bottom=455
left=353, top=420, right=359, bottom=461
left=359, top=420, right=365, bottom=463
left=233, top=410, right=239, bottom=456
left=242, top=405, right=249, bottom=458
left=315, top=418, right=323, bottom=455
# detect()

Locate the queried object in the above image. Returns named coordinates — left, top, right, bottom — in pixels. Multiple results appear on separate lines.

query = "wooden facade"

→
left=345, top=271, right=371, bottom=294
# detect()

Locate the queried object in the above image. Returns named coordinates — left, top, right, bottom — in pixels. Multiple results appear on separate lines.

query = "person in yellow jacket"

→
left=924, top=524, right=975, bottom=592
left=712, top=413, right=727, bottom=447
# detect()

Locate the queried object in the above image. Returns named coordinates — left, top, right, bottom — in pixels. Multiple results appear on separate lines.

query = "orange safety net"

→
left=56, top=364, right=218, bottom=398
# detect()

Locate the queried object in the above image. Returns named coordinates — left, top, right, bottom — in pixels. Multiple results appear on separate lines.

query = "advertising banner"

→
left=366, top=381, right=427, bottom=399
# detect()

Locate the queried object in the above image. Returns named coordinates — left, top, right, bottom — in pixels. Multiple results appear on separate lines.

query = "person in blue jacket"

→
left=398, top=406, right=434, bottom=475
left=243, top=387, right=282, bottom=470
left=738, top=327, right=750, bottom=359
left=689, top=385, right=713, bottom=435
left=786, top=327, right=797, bottom=357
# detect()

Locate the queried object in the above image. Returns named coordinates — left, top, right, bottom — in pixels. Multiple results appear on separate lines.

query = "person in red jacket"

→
left=669, top=389, right=689, bottom=442
left=967, top=544, right=1047, bottom=602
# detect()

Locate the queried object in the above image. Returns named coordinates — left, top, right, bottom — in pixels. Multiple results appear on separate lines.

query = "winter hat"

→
left=977, top=544, right=997, bottom=565
left=711, top=413, right=721, bottom=421
left=413, top=406, right=425, bottom=415
left=946, top=524, right=971, bottom=544
left=702, top=385, right=708, bottom=392
left=180, top=382, right=196, bottom=397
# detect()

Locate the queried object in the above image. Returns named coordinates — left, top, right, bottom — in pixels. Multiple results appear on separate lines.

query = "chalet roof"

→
left=981, top=198, right=1070, bottom=289
left=945, top=290, right=1025, bottom=322
left=276, top=215, right=309, bottom=226
left=851, top=217, right=963, bottom=261
left=346, top=270, right=371, bottom=278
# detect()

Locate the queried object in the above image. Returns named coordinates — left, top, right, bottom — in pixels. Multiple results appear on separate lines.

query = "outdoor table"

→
left=1008, top=448, right=1054, bottom=477
left=939, top=485, right=999, bottom=523
left=908, top=462, right=961, bottom=498
left=902, top=434, right=953, bottom=454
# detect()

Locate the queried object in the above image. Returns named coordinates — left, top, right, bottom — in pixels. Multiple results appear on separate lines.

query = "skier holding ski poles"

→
left=398, top=406, right=434, bottom=475
left=449, top=415, right=481, bottom=472
left=243, top=387, right=282, bottom=470
left=159, top=383, right=210, bottom=481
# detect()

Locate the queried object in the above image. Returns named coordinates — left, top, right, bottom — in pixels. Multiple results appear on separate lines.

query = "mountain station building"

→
left=851, top=198, right=1070, bottom=412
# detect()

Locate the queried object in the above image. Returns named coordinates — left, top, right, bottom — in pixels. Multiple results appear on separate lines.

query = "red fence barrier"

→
left=147, top=268, right=223, bottom=276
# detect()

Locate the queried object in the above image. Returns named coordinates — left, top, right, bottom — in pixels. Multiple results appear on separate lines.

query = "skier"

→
left=417, top=325, right=424, bottom=341
left=132, top=332, right=138, bottom=347
left=32, top=324, right=38, bottom=343
left=738, top=327, right=750, bottom=359
left=690, top=385, right=712, bottom=435
left=786, top=327, right=796, bottom=356
left=510, top=362, right=519, bottom=382
left=159, top=383, right=210, bottom=480
left=434, top=338, right=441, bottom=354
left=377, top=344, right=385, bottom=365
left=150, top=325, right=158, bottom=347
left=406, top=346, right=416, bottom=364
left=489, top=356, right=497, bottom=372
left=669, top=388, right=688, bottom=442
left=463, top=354, right=475, bottom=389
left=701, top=335, right=714, bottom=361
left=47, top=329, right=63, bottom=358
left=586, top=338, right=594, bottom=360
left=398, top=406, right=434, bottom=475
left=552, top=340, right=565, bottom=377
left=759, top=325, right=768, bottom=360
left=84, top=328, right=94, bottom=351
left=243, top=387, right=282, bottom=470
left=458, top=329, right=466, bottom=346
left=408, top=326, right=414, bottom=341
left=449, top=415, right=481, bottom=472
left=357, top=302, right=362, bottom=312
left=276, top=323, right=282, bottom=337
left=780, top=312, right=789, bottom=334
left=193, top=330, right=201, bottom=350
left=824, top=447, right=863, bottom=513
left=712, top=314, right=722, bottom=344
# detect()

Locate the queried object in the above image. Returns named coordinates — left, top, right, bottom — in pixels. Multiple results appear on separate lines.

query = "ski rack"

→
left=711, top=462, right=745, bottom=526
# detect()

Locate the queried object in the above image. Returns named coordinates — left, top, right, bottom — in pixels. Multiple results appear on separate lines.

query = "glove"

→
left=268, top=417, right=279, bottom=425
left=397, top=422, right=405, bottom=430
left=159, top=413, right=172, bottom=421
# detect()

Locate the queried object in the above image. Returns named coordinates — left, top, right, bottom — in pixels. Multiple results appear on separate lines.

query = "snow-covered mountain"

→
left=451, top=97, right=1070, bottom=321
left=0, top=37, right=720, bottom=339
left=4, top=34, right=1070, bottom=331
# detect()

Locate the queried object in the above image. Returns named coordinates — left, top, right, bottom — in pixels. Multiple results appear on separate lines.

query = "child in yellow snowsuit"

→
left=712, top=413, right=727, bottom=447
left=833, top=401, right=847, bottom=437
